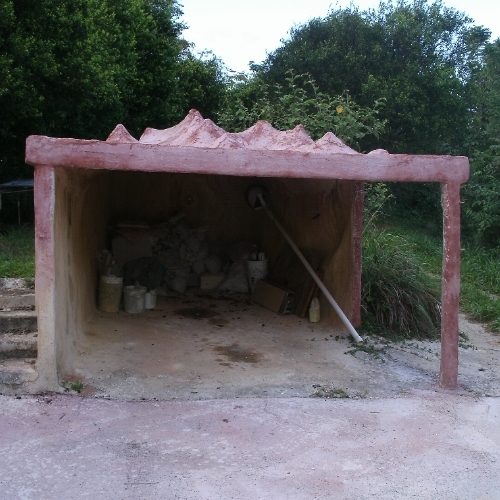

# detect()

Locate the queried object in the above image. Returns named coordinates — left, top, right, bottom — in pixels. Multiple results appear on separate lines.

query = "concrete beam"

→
left=26, top=135, right=469, bottom=184
left=439, top=181, right=461, bottom=389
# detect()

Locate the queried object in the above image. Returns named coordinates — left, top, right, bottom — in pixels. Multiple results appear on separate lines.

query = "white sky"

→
left=180, top=0, right=500, bottom=73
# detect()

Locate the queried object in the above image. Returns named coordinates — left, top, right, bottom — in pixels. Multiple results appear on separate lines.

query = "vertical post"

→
left=33, top=165, right=60, bottom=391
left=351, top=181, right=364, bottom=327
left=440, top=181, right=461, bottom=389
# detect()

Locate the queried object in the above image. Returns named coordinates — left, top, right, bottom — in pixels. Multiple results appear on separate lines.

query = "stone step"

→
left=0, top=331, right=38, bottom=359
left=0, top=289, right=35, bottom=309
left=0, top=278, right=34, bottom=290
left=0, top=358, right=37, bottom=388
left=0, top=310, right=38, bottom=332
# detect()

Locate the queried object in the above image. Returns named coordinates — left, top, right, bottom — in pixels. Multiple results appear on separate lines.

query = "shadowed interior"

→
left=52, top=167, right=356, bottom=375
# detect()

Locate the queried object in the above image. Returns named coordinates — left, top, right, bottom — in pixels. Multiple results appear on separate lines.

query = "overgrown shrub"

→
left=218, top=71, right=386, bottom=149
left=361, top=226, right=441, bottom=339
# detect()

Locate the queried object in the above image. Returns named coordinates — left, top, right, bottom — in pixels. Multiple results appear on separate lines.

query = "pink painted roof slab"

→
left=26, top=109, right=470, bottom=184
left=136, top=109, right=359, bottom=155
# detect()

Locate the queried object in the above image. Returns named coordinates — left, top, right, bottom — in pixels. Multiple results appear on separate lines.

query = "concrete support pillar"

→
left=351, top=181, right=364, bottom=327
left=33, top=165, right=60, bottom=392
left=439, top=181, right=461, bottom=389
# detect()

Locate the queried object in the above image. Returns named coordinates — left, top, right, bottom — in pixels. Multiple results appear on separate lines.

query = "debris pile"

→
left=105, top=213, right=253, bottom=295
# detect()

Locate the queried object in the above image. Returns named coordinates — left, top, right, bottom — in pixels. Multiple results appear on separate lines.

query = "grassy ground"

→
left=0, top=225, right=35, bottom=278
left=388, top=221, right=500, bottom=332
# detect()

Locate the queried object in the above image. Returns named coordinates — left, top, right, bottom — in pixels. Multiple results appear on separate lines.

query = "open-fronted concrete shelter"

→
left=25, top=110, right=469, bottom=395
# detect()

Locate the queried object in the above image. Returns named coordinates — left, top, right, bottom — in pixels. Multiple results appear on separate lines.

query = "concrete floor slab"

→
left=68, top=293, right=500, bottom=401
left=70, top=293, right=423, bottom=401
left=1, top=392, right=499, bottom=499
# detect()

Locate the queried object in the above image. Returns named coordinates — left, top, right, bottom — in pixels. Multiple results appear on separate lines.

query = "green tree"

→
left=463, top=39, right=500, bottom=246
left=176, top=51, right=226, bottom=122
left=218, top=71, right=386, bottom=149
left=253, top=0, right=490, bottom=155
left=0, top=0, right=225, bottom=188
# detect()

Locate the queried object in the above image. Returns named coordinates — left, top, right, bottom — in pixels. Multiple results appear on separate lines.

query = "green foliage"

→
left=361, top=225, right=441, bottom=339
left=70, top=380, right=84, bottom=393
left=219, top=71, right=386, bottom=149
left=363, top=182, right=394, bottom=228
left=0, top=225, right=35, bottom=278
left=176, top=51, right=226, bottom=122
left=388, top=222, right=500, bottom=333
left=475, top=39, right=500, bottom=143
left=253, top=0, right=490, bottom=155
left=0, top=0, right=225, bottom=195
left=462, top=40, right=500, bottom=247
left=217, top=73, right=265, bottom=132
left=463, top=145, right=500, bottom=246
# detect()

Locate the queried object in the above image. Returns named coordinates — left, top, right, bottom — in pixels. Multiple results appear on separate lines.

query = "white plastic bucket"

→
left=145, top=289, right=157, bottom=309
left=123, top=285, right=146, bottom=313
left=98, top=275, right=123, bottom=313
left=247, top=259, right=268, bottom=293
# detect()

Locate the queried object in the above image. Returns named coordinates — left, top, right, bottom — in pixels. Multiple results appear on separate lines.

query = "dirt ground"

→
left=67, top=292, right=500, bottom=401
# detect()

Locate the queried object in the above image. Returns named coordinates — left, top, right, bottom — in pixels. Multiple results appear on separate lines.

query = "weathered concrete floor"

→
left=68, top=292, right=500, bottom=400
left=1, top=392, right=499, bottom=499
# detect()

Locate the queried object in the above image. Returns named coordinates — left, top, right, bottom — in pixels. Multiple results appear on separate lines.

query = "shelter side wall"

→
left=54, top=168, right=110, bottom=375
left=263, top=178, right=354, bottom=325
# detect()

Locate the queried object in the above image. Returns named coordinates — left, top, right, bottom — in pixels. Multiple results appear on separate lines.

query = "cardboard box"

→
left=251, top=280, right=294, bottom=315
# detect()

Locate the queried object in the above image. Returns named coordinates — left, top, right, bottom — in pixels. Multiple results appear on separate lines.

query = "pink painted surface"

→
left=351, top=182, right=364, bottom=327
left=139, top=109, right=359, bottom=154
left=440, top=182, right=462, bottom=389
left=25, top=109, right=469, bottom=184
left=25, top=136, right=469, bottom=183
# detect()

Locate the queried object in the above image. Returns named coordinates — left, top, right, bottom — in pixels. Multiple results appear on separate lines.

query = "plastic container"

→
left=97, top=275, right=123, bottom=313
left=247, top=259, right=268, bottom=293
left=123, top=285, right=146, bottom=313
left=309, top=297, right=320, bottom=323
left=145, top=289, right=157, bottom=309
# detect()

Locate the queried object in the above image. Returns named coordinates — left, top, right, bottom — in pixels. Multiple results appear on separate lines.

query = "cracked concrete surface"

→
left=2, top=293, right=500, bottom=498
left=0, top=392, right=499, bottom=499
left=67, top=293, right=500, bottom=401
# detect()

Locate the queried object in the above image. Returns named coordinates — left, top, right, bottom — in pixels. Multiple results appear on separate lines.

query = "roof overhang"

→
left=25, top=109, right=469, bottom=185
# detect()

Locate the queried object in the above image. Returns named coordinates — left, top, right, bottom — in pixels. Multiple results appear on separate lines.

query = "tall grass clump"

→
left=361, top=224, right=441, bottom=340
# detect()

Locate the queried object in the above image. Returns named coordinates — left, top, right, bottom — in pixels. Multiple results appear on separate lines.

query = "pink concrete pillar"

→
left=439, top=181, right=461, bottom=389
left=351, top=181, right=364, bottom=327
left=33, top=165, right=60, bottom=391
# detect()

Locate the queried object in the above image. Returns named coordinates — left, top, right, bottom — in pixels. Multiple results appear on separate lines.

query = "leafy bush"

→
left=463, top=144, right=500, bottom=247
left=218, top=71, right=386, bottom=149
left=361, top=226, right=441, bottom=339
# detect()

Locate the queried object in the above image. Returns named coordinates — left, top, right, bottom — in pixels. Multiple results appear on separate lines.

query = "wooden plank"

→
left=299, top=269, right=325, bottom=318
left=269, top=247, right=322, bottom=317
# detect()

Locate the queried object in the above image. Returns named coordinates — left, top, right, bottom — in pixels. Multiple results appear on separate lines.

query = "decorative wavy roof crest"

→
left=106, top=109, right=371, bottom=155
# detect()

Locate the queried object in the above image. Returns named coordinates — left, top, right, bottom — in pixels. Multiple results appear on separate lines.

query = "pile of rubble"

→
left=104, top=213, right=255, bottom=295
